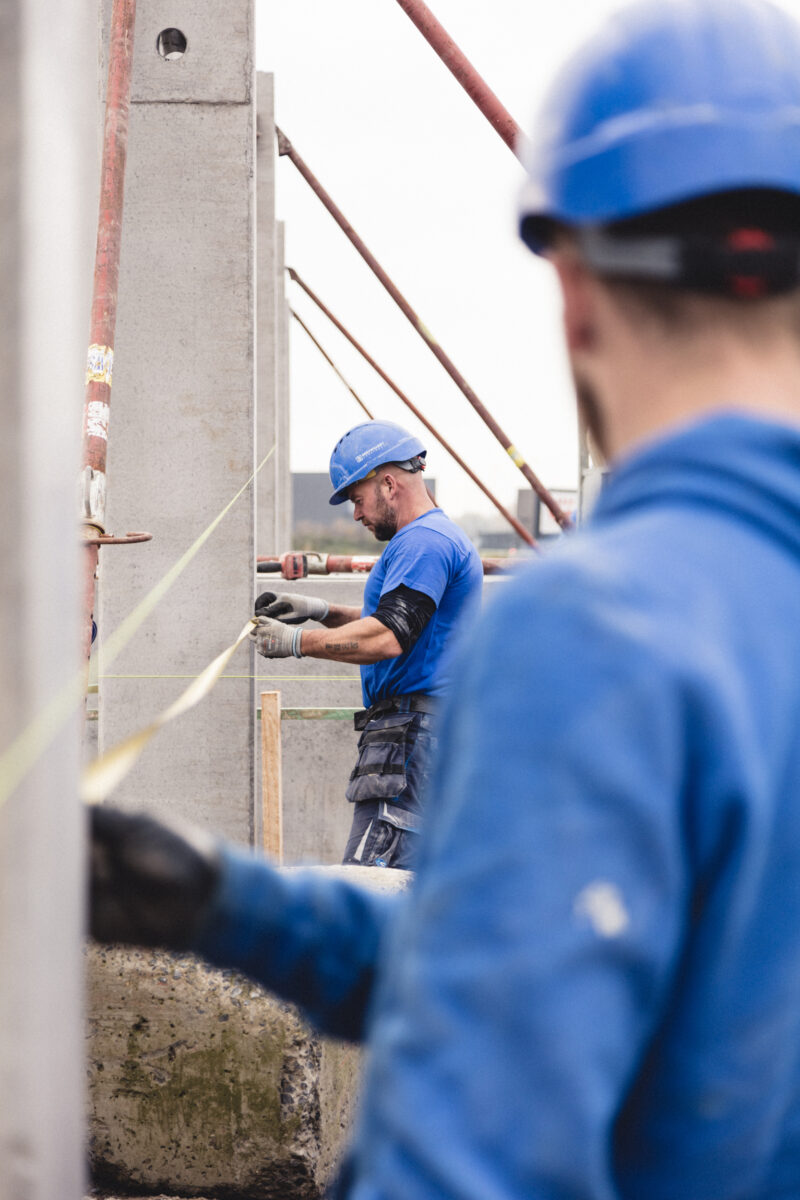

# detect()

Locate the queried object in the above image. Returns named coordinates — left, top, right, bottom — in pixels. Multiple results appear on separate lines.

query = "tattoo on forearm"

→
left=326, top=641, right=359, bottom=653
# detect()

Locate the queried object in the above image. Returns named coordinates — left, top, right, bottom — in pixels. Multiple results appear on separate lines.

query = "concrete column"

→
left=98, top=0, right=257, bottom=844
left=256, top=71, right=281, bottom=556
left=276, top=221, right=293, bottom=551
left=0, top=1, right=94, bottom=1196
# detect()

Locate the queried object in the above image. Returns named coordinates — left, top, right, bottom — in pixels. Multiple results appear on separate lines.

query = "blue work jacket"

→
left=197, top=413, right=800, bottom=1198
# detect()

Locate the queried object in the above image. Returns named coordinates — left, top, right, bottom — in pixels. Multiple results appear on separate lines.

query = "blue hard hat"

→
left=329, top=420, right=426, bottom=505
left=519, top=0, right=800, bottom=253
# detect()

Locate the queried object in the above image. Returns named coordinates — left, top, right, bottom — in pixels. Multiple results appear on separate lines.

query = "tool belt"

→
left=353, top=692, right=438, bottom=731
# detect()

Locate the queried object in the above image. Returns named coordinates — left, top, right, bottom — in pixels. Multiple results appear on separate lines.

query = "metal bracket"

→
left=82, top=530, right=153, bottom=546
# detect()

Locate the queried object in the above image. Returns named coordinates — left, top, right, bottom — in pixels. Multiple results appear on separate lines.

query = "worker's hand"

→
left=254, top=590, right=329, bottom=625
left=89, top=806, right=222, bottom=950
left=250, top=615, right=303, bottom=658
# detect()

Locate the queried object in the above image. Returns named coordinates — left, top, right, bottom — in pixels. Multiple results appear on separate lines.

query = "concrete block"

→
left=281, top=721, right=358, bottom=865
left=87, top=866, right=411, bottom=1199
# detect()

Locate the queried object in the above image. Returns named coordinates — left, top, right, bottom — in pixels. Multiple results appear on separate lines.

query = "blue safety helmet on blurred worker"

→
left=518, top=0, right=800, bottom=298
left=329, top=420, right=426, bottom=505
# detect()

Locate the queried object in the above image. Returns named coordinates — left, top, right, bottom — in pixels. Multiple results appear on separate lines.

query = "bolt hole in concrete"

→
left=156, top=28, right=187, bottom=60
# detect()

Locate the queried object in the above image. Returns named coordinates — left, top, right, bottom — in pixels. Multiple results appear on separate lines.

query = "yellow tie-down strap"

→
left=81, top=619, right=256, bottom=805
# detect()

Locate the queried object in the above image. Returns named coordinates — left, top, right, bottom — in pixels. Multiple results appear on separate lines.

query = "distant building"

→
left=293, top=473, right=340, bottom=528
left=518, top=488, right=579, bottom=541
left=292, top=472, right=437, bottom=529
left=291, top=472, right=437, bottom=554
left=467, top=488, right=578, bottom=554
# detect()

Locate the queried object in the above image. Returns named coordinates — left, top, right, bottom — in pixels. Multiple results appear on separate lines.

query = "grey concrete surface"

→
left=0, top=3, right=95, bottom=1196
left=102, top=0, right=253, bottom=105
left=256, top=73, right=285, bottom=558
left=253, top=579, right=365, bottom=864
left=98, top=0, right=257, bottom=845
left=87, top=866, right=411, bottom=1199
left=277, top=222, right=293, bottom=552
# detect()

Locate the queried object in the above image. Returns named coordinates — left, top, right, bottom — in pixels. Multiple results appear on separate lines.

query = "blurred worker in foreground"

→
left=251, top=420, right=482, bottom=867
left=91, top=0, right=800, bottom=1194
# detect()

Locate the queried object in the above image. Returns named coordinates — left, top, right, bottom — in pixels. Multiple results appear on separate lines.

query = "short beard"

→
left=575, top=375, right=610, bottom=463
left=371, top=492, right=398, bottom=542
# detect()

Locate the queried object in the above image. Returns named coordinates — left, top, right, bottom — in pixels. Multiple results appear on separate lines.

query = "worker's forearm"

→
left=320, top=603, right=363, bottom=628
left=300, top=616, right=402, bottom=663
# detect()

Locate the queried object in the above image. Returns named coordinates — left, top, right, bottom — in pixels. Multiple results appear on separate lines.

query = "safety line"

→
left=0, top=444, right=275, bottom=814
left=97, top=674, right=360, bottom=682
left=82, top=621, right=255, bottom=804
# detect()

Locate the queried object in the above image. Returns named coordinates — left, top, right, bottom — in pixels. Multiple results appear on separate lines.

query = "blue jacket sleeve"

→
left=192, top=847, right=402, bottom=1042
left=346, top=555, right=693, bottom=1198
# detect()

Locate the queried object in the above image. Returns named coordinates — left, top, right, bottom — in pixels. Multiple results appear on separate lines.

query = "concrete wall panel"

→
left=99, top=1, right=256, bottom=845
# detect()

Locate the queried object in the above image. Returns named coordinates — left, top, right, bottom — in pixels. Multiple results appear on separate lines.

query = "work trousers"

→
left=342, top=708, right=437, bottom=869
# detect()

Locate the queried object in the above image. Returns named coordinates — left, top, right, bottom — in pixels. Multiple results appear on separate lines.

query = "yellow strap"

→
left=81, top=621, right=256, bottom=804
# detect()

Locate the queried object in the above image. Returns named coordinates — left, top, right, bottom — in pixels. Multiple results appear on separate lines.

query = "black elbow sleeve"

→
left=373, top=585, right=437, bottom=653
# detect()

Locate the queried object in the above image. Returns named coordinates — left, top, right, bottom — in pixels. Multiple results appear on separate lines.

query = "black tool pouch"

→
left=345, top=712, right=416, bottom=805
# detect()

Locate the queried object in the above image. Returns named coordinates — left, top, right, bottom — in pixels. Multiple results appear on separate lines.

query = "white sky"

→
left=256, top=0, right=800, bottom=520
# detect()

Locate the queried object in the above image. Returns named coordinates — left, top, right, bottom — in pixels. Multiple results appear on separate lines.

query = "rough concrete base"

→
left=87, top=866, right=410, bottom=1199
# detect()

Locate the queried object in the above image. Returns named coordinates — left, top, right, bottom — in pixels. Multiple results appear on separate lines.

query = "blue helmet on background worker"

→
left=518, top=0, right=800, bottom=295
left=329, top=419, right=426, bottom=505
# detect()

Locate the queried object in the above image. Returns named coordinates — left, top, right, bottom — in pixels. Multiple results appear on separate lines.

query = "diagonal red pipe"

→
left=393, top=0, right=529, bottom=161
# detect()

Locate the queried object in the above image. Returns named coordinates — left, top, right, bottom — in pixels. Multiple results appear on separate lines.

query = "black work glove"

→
left=89, top=806, right=222, bottom=950
left=254, top=590, right=329, bottom=625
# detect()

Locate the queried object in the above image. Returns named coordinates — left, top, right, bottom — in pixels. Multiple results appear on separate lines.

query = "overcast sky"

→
left=256, top=0, right=800, bottom=520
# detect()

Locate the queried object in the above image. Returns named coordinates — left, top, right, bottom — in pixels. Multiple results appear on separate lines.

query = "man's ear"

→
left=551, top=252, right=598, bottom=355
left=381, top=469, right=398, bottom=498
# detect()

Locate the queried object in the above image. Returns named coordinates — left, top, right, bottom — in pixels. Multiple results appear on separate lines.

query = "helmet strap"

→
left=576, top=227, right=800, bottom=299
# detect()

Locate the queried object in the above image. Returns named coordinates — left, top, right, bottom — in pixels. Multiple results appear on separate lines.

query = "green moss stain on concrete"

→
left=120, top=1021, right=295, bottom=1159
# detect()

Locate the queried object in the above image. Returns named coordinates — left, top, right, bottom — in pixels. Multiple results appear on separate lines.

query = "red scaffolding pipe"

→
left=393, top=0, right=528, bottom=161
left=80, top=0, right=138, bottom=659
left=277, top=128, right=571, bottom=531
left=288, top=268, right=536, bottom=548
left=257, top=552, right=514, bottom=579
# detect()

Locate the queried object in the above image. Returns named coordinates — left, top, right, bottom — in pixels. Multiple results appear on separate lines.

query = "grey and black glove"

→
left=89, top=806, right=222, bottom=950
left=254, top=590, right=329, bottom=625
left=250, top=614, right=303, bottom=658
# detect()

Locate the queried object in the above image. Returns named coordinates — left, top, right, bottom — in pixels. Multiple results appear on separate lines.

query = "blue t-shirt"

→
left=359, top=508, right=482, bottom=706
